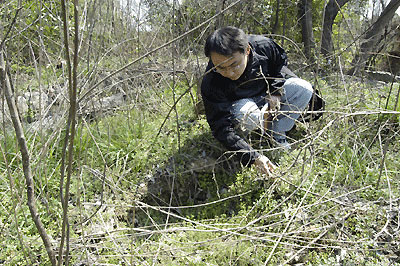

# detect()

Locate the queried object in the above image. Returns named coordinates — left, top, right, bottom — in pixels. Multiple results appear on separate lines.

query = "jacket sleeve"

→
left=201, top=67, right=260, bottom=166
left=257, top=38, right=288, bottom=96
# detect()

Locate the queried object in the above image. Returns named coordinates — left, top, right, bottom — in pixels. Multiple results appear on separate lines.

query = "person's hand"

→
left=263, top=95, right=281, bottom=131
left=268, top=95, right=281, bottom=114
left=254, top=155, right=277, bottom=176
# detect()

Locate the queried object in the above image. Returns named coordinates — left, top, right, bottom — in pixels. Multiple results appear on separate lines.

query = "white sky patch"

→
left=119, top=0, right=399, bottom=22
left=118, top=0, right=183, bottom=23
left=367, top=0, right=400, bottom=17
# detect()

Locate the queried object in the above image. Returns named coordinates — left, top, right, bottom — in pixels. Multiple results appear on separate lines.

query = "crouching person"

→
left=201, top=26, right=313, bottom=176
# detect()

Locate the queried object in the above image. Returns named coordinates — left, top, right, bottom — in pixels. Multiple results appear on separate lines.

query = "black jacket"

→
left=201, top=35, right=292, bottom=166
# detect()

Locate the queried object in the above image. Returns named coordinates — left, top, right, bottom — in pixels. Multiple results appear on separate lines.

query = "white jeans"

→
left=231, top=78, right=313, bottom=140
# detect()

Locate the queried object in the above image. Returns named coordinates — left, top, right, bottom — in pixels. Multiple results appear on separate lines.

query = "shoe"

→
left=274, top=138, right=291, bottom=151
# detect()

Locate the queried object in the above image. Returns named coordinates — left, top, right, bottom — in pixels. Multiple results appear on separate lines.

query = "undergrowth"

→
left=1, top=74, right=400, bottom=265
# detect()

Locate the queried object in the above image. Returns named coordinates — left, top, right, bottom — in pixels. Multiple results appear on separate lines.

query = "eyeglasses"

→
left=214, top=61, right=242, bottom=73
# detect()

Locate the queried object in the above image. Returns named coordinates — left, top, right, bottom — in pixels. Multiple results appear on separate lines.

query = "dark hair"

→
left=204, top=26, right=248, bottom=57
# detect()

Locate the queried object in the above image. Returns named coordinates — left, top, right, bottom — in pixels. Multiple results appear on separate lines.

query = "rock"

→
left=78, top=93, right=127, bottom=119
left=17, top=96, right=29, bottom=114
left=24, top=90, right=48, bottom=112
left=366, top=70, right=400, bottom=83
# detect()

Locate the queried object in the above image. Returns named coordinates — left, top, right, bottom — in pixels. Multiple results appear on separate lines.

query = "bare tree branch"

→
left=58, top=0, right=80, bottom=264
left=349, top=0, right=400, bottom=74
left=0, top=50, right=57, bottom=265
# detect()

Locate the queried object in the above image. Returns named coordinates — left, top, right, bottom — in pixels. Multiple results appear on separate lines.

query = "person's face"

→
left=210, top=46, right=250, bottom=80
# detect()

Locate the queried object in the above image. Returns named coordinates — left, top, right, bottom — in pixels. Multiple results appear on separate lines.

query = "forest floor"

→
left=1, top=71, right=400, bottom=265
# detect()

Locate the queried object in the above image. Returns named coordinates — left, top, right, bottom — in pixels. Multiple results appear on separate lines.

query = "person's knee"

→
left=284, top=78, right=313, bottom=95
left=231, top=98, right=261, bottom=133
left=283, top=78, right=313, bottom=106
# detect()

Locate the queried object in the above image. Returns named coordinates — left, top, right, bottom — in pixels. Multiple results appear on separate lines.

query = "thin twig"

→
left=0, top=7, right=22, bottom=51
left=1, top=50, right=57, bottom=265
left=78, top=0, right=246, bottom=103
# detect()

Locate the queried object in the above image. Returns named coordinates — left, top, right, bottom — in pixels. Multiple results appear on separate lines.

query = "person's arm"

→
left=256, top=37, right=288, bottom=97
left=201, top=69, right=260, bottom=167
left=256, top=38, right=289, bottom=115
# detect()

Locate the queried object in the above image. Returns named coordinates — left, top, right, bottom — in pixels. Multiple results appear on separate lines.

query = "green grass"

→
left=1, top=75, right=400, bottom=265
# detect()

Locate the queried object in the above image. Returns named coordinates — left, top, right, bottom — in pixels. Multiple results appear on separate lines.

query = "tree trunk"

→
left=271, top=0, right=280, bottom=34
left=388, top=28, right=400, bottom=74
left=349, top=0, right=400, bottom=74
left=281, top=0, right=288, bottom=45
left=215, top=0, right=226, bottom=29
left=298, top=0, right=315, bottom=61
left=321, top=0, right=351, bottom=57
